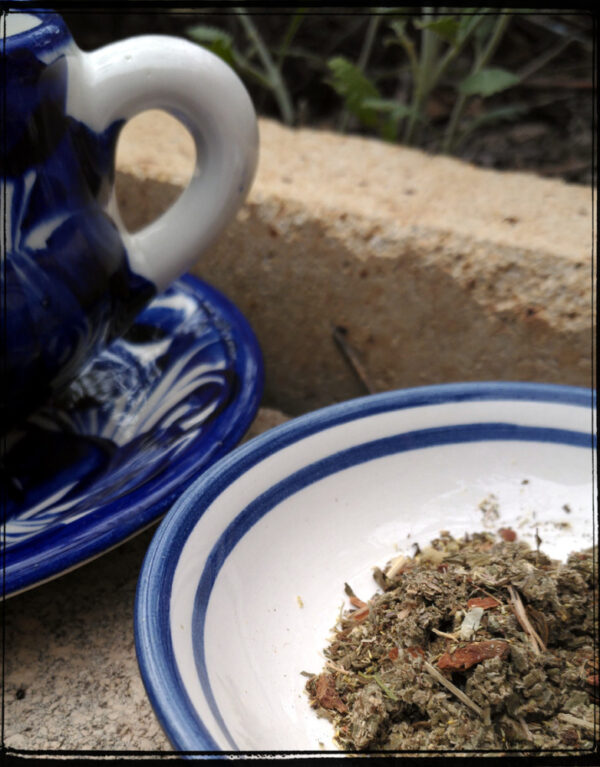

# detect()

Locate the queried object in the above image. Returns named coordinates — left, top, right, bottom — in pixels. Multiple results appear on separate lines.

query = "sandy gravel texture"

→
left=3, top=408, right=289, bottom=755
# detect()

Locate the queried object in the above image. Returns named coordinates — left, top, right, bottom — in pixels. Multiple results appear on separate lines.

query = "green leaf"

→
left=186, top=24, right=236, bottom=68
left=326, top=56, right=381, bottom=128
left=362, top=98, right=418, bottom=119
left=414, top=16, right=461, bottom=45
left=459, top=67, right=520, bottom=97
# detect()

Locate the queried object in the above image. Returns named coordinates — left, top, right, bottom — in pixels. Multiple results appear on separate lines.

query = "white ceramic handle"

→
left=72, top=36, right=258, bottom=292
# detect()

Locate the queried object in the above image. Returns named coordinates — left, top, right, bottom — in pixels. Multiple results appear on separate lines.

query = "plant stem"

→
left=235, top=9, right=295, bottom=125
left=339, top=14, right=382, bottom=133
left=423, top=661, right=487, bottom=720
left=358, top=14, right=382, bottom=72
left=403, top=8, right=440, bottom=145
left=276, top=9, right=306, bottom=70
left=432, top=14, right=485, bottom=85
left=442, top=10, right=512, bottom=154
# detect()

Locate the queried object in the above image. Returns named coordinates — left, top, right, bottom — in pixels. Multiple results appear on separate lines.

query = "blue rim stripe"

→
left=134, top=382, right=596, bottom=753
left=194, top=422, right=595, bottom=751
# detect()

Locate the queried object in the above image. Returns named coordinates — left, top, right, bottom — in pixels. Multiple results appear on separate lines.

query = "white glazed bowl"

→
left=135, top=382, right=596, bottom=753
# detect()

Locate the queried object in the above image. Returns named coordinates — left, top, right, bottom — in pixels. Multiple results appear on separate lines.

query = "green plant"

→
left=327, top=9, right=523, bottom=151
left=187, top=8, right=306, bottom=125
left=186, top=10, right=526, bottom=153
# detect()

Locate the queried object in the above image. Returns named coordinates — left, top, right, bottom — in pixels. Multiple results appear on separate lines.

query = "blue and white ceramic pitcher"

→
left=1, top=8, right=258, bottom=428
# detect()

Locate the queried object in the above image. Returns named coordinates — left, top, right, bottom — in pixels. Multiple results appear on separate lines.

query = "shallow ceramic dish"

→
left=1, top=274, right=263, bottom=598
left=135, top=382, right=596, bottom=753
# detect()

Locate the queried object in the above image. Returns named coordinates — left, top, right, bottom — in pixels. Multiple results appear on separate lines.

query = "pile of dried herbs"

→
left=305, top=530, right=598, bottom=753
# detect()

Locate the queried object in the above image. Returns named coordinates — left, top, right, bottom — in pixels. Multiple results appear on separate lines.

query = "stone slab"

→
left=115, top=110, right=595, bottom=415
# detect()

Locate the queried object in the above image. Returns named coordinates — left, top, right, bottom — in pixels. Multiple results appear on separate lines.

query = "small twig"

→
left=557, top=713, right=597, bottom=733
left=326, top=660, right=354, bottom=676
left=385, top=553, right=410, bottom=580
left=431, top=628, right=460, bottom=641
left=331, top=325, right=375, bottom=394
left=517, top=38, right=572, bottom=82
left=507, top=585, right=546, bottom=655
left=423, top=660, right=488, bottom=722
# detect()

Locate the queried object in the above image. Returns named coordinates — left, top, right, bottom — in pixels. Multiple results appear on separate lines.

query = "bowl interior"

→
left=137, top=384, right=596, bottom=752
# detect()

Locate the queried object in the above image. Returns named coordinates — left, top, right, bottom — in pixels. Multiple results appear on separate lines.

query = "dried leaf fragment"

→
left=314, top=673, right=348, bottom=713
left=467, top=596, right=500, bottom=609
left=437, top=639, right=510, bottom=671
left=459, top=606, right=485, bottom=639
left=350, top=605, right=370, bottom=621
left=498, top=527, right=517, bottom=542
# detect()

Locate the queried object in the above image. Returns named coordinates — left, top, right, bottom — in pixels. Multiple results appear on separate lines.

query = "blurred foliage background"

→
left=63, top=7, right=595, bottom=185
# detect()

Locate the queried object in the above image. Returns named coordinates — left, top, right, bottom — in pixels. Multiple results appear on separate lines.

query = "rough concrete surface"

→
left=3, top=408, right=289, bottom=754
left=116, top=110, right=595, bottom=415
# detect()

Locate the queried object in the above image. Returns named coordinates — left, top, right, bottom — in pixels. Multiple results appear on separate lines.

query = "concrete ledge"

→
left=116, top=111, right=594, bottom=415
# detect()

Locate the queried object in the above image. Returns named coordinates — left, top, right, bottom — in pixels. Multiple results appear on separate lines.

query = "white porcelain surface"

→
left=69, top=35, right=258, bottom=291
left=135, top=382, right=596, bottom=753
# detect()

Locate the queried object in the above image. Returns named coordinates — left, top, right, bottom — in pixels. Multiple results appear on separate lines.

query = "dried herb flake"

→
left=305, top=529, right=598, bottom=753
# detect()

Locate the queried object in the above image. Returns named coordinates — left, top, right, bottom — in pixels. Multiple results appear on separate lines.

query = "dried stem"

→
left=385, top=554, right=409, bottom=580
left=557, top=712, right=597, bottom=733
left=331, top=325, right=374, bottom=394
left=507, top=585, right=547, bottom=654
left=326, top=660, right=353, bottom=676
left=423, top=660, right=488, bottom=722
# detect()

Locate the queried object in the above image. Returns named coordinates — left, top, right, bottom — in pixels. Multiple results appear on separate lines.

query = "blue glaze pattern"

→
left=1, top=274, right=263, bottom=597
left=2, top=11, right=155, bottom=428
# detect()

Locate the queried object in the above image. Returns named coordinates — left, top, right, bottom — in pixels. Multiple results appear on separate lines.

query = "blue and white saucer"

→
left=1, top=274, right=263, bottom=598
